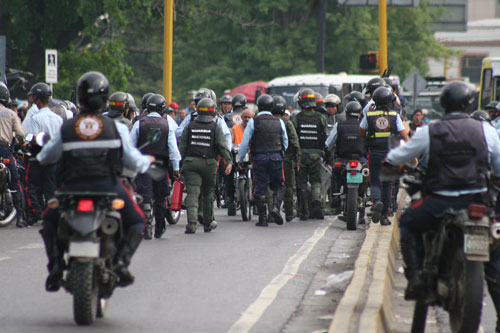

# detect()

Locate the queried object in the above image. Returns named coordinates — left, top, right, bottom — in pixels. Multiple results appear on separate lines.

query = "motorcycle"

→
left=0, top=157, right=16, bottom=226
left=333, top=158, right=369, bottom=230
left=233, top=146, right=253, bottom=221
left=383, top=164, right=499, bottom=333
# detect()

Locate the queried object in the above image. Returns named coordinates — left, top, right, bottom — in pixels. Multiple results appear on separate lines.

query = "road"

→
left=0, top=208, right=365, bottom=333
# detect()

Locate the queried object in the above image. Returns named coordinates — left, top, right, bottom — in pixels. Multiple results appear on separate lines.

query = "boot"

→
left=40, top=229, right=63, bottom=292
left=115, top=229, right=143, bottom=287
left=310, top=200, right=324, bottom=220
left=227, top=196, right=236, bottom=216
left=255, top=196, right=268, bottom=227
left=185, top=222, right=197, bottom=234
left=487, top=279, right=500, bottom=332
left=401, top=234, right=425, bottom=300
left=299, top=189, right=309, bottom=221
left=14, top=193, right=28, bottom=228
left=141, top=204, right=153, bottom=240
left=204, top=220, right=217, bottom=233
left=371, top=201, right=384, bottom=223
left=269, top=189, right=284, bottom=225
left=154, top=206, right=166, bottom=239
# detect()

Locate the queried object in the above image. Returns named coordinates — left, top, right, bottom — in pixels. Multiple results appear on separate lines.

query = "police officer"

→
left=238, top=94, right=288, bottom=226
left=224, top=93, right=246, bottom=128
left=24, top=82, right=63, bottom=225
left=220, top=94, right=233, bottom=115
left=385, top=81, right=500, bottom=305
left=106, top=91, right=133, bottom=129
left=344, top=91, right=367, bottom=109
left=292, top=88, right=327, bottom=220
left=274, top=95, right=300, bottom=222
left=326, top=101, right=367, bottom=219
left=361, top=77, right=385, bottom=117
left=486, top=101, right=500, bottom=129
left=179, top=98, right=232, bottom=233
left=360, top=86, right=408, bottom=225
left=0, top=82, right=26, bottom=227
left=131, top=94, right=181, bottom=240
left=132, top=92, right=154, bottom=125
left=38, top=71, right=152, bottom=291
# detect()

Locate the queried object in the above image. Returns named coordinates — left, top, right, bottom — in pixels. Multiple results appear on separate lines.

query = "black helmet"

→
left=372, top=87, right=395, bottom=107
left=272, top=95, right=286, bottom=115
left=220, top=94, right=233, bottom=104
left=485, top=101, right=500, bottom=111
left=366, top=77, right=385, bottom=96
left=108, top=91, right=129, bottom=111
left=0, top=82, right=9, bottom=105
left=298, top=88, right=317, bottom=109
left=232, top=93, right=247, bottom=109
left=383, top=77, right=399, bottom=93
left=77, top=71, right=109, bottom=110
left=439, top=81, right=475, bottom=113
left=28, top=82, right=52, bottom=101
left=344, top=91, right=367, bottom=108
left=194, top=88, right=212, bottom=105
left=471, top=110, right=491, bottom=122
left=256, top=94, right=274, bottom=112
left=141, top=92, right=154, bottom=110
left=196, top=97, right=217, bottom=116
left=147, top=94, right=167, bottom=113
left=344, top=101, right=363, bottom=118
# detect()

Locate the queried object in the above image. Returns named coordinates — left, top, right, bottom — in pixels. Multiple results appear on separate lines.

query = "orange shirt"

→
left=233, top=124, right=244, bottom=145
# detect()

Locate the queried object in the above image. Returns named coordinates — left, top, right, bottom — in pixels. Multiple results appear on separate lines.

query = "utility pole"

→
left=378, top=0, right=388, bottom=76
left=163, top=0, right=173, bottom=102
left=317, top=0, right=326, bottom=73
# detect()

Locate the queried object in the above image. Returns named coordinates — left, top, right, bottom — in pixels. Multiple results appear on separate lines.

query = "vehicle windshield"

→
left=403, top=94, right=445, bottom=121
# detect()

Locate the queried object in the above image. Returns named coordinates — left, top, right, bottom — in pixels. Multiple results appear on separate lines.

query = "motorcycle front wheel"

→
left=239, top=179, right=251, bottom=221
left=71, top=260, right=98, bottom=325
left=0, top=193, right=16, bottom=227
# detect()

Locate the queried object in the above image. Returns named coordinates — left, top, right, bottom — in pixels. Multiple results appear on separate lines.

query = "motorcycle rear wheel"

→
left=448, top=255, right=483, bottom=333
left=0, top=193, right=16, bottom=227
left=239, top=179, right=251, bottom=221
left=346, top=187, right=358, bottom=230
left=71, top=260, right=98, bottom=325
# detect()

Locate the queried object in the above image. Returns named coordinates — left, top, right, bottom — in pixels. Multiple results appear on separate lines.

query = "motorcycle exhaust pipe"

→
left=102, top=218, right=119, bottom=235
left=362, top=168, right=370, bottom=177
left=491, top=222, right=500, bottom=240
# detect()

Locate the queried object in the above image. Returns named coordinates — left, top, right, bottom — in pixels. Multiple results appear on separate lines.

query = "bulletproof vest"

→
left=186, top=120, right=217, bottom=159
left=366, top=108, right=398, bottom=151
left=61, top=114, right=122, bottom=183
left=252, top=114, right=282, bottom=154
left=426, top=113, right=489, bottom=193
left=137, top=115, right=169, bottom=158
left=296, top=111, right=324, bottom=150
left=336, top=118, right=365, bottom=159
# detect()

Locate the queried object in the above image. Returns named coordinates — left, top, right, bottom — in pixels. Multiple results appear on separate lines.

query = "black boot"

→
left=227, top=196, right=236, bottom=216
left=255, top=196, right=268, bottom=227
left=40, top=229, right=64, bottom=292
left=269, top=189, right=284, bottom=225
left=487, top=279, right=500, bottom=332
left=141, top=204, right=153, bottom=240
left=401, top=234, right=425, bottom=300
left=115, top=229, right=142, bottom=287
left=153, top=205, right=166, bottom=239
left=311, top=200, right=324, bottom=220
left=14, top=193, right=28, bottom=228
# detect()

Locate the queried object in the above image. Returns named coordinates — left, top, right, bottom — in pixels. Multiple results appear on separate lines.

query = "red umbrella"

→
left=229, top=80, right=268, bottom=103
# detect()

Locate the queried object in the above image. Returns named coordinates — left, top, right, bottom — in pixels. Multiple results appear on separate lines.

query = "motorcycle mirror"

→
left=25, top=133, right=34, bottom=143
left=35, top=132, right=50, bottom=147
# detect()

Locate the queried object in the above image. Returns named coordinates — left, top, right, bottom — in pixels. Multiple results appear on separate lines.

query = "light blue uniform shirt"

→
left=22, top=104, right=40, bottom=134
left=238, top=111, right=289, bottom=162
left=325, top=123, right=339, bottom=149
left=130, top=112, right=181, bottom=171
left=31, top=107, right=63, bottom=138
left=387, top=114, right=500, bottom=196
left=37, top=122, right=151, bottom=174
left=361, top=99, right=375, bottom=117
left=176, top=112, right=232, bottom=150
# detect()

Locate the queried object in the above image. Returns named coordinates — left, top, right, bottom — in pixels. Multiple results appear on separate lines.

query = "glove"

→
left=173, top=171, right=181, bottom=180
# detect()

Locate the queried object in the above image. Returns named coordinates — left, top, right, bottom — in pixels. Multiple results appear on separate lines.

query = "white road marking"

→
left=228, top=220, right=333, bottom=333
left=0, top=256, right=10, bottom=262
left=18, top=243, right=44, bottom=250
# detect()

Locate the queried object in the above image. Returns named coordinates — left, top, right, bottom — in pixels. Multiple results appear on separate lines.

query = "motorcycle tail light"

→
left=334, top=162, right=342, bottom=168
left=350, top=171, right=357, bottom=175
left=77, top=199, right=94, bottom=212
left=111, top=198, right=125, bottom=210
left=2, top=158, right=9, bottom=164
left=469, top=204, right=487, bottom=219
left=349, top=160, right=358, bottom=168
left=47, top=198, right=59, bottom=209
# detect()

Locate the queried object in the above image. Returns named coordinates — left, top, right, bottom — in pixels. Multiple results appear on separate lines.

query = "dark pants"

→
left=25, top=160, right=57, bottom=220
left=135, top=172, right=169, bottom=222
left=43, top=177, right=146, bottom=235
left=368, top=150, right=392, bottom=215
left=0, top=145, right=21, bottom=194
left=253, top=153, right=284, bottom=197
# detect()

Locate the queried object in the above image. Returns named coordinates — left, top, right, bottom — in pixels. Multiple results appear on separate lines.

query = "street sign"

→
left=45, top=49, right=58, bottom=84
left=402, top=70, right=427, bottom=111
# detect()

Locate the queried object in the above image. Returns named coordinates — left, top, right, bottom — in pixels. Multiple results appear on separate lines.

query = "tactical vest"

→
left=252, top=114, right=282, bottom=154
left=366, top=109, right=398, bottom=151
left=336, top=118, right=365, bottom=159
left=61, top=114, right=122, bottom=183
left=296, top=111, right=324, bottom=150
left=186, top=120, right=218, bottom=159
left=137, top=116, right=169, bottom=158
left=426, top=113, right=488, bottom=193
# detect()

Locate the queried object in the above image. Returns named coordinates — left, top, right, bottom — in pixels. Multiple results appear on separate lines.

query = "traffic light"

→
left=360, top=52, right=378, bottom=71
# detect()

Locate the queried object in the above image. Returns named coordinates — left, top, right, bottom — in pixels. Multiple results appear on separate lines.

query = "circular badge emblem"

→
left=74, top=115, right=104, bottom=140
left=231, top=113, right=243, bottom=126
left=375, top=116, right=390, bottom=131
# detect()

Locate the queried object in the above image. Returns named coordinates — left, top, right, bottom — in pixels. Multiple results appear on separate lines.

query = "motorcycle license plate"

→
left=69, top=241, right=100, bottom=258
left=347, top=173, right=363, bottom=184
left=464, top=234, right=489, bottom=256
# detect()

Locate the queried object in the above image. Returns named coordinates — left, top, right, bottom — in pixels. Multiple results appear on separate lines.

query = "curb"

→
left=328, top=216, right=400, bottom=332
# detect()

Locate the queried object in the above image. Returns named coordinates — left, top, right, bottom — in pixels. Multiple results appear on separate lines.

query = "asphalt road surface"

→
left=0, top=208, right=365, bottom=333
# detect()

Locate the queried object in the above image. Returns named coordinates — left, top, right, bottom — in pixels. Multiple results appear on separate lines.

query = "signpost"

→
left=45, top=49, right=58, bottom=88
left=402, top=70, right=427, bottom=111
